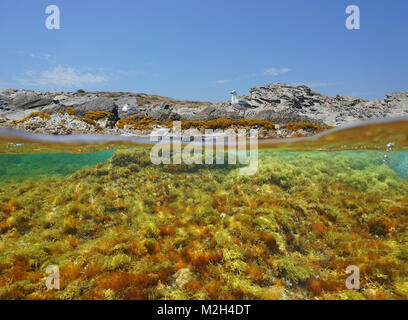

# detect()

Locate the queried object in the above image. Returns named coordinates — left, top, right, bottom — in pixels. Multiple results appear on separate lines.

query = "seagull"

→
left=230, top=90, right=239, bottom=106
left=230, top=90, right=250, bottom=108
left=121, top=104, right=129, bottom=113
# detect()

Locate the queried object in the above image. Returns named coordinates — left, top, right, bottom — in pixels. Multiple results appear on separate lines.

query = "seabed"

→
left=0, top=118, right=407, bottom=300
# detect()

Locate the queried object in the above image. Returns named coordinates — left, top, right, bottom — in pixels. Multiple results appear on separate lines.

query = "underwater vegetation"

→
left=0, top=147, right=407, bottom=300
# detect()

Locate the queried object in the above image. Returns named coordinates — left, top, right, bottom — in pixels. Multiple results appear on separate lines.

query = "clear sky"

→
left=0, top=0, right=407, bottom=102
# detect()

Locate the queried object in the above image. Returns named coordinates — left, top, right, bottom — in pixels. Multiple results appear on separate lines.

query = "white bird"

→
left=230, top=90, right=250, bottom=108
left=122, top=104, right=129, bottom=113
left=230, top=90, right=239, bottom=106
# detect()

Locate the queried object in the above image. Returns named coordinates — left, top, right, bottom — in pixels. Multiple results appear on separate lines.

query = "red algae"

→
left=0, top=146, right=406, bottom=300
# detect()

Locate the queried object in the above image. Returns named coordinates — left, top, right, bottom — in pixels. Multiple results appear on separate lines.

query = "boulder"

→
left=115, top=95, right=144, bottom=119
left=62, top=96, right=119, bottom=118
left=0, top=98, right=14, bottom=113
left=53, top=94, right=69, bottom=102
left=8, top=91, right=54, bottom=110
left=146, top=102, right=174, bottom=122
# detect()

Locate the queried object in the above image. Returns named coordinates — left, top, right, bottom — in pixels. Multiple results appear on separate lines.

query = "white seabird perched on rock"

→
left=230, top=90, right=239, bottom=106
left=121, top=104, right=129, bottom=113
left=230, top=90, right=250, bottom=108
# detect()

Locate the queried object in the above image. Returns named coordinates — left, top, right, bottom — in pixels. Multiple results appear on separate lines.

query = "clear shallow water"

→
left=1, top=117, right=408, bottom=181
left=0, top=151, right=116, bottom=182
left=0, top=118, right=407, bottom=300
left=0, top=148, right=406, bottom=183
left=388, top=152, right=408, bottom=178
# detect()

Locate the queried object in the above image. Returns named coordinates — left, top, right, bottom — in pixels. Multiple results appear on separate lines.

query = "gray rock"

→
left=63, top=96, right=118, bottom=118
left=40, top=103, right=62, bottom=115
left=0, top=98, right=13, bottom=113
left=114, top=95, right=144, bottom=119
left=7, top=91, right=54, bottom=110
left=0, top=84, right=407, bottom=127
left=53, top=94, right=69, bottom=102
left=146, top=102, right=174, bottom=122
left=5, top=109, right=42, bottom=121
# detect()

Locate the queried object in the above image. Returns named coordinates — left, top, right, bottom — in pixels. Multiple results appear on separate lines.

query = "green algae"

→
left=0, top=146, right=407, bottom=300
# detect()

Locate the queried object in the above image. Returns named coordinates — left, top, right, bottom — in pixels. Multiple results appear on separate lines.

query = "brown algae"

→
left=0, top=125, right=407, bottom=300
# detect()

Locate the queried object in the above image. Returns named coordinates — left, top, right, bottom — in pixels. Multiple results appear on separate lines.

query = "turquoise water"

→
left=389, top=151, right=408, bottom=178
left=0, top=150, right=116, bottom=182
left=0, top=148, right=407, bottom=182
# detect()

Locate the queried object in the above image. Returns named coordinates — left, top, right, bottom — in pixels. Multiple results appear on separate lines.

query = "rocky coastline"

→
left=1, top=83, right=407, bottom=138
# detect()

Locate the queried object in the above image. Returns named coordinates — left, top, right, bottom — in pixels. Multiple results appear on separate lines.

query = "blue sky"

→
left=0, top=0, right=407, bottom=102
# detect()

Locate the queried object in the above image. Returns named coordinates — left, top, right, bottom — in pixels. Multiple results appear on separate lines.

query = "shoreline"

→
left=2, top=83, right=407, bottom=131
left=0, top=109, right=333, bottom=139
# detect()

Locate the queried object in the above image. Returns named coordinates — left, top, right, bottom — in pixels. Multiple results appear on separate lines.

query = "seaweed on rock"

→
left=0, top=148, right=406, bottom=299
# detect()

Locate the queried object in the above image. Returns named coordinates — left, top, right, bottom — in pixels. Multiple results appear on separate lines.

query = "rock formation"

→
left=1, top=83, right=407, bottom=128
